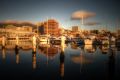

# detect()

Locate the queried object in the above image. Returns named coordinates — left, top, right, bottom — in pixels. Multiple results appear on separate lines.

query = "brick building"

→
left=39, top=19, right=61, bottom=36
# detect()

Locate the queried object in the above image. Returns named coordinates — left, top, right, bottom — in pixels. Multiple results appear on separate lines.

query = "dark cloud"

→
left=84, top=22, right=100, bottom=26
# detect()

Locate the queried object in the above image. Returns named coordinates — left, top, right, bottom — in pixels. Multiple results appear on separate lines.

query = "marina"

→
left=0, top=40, right=120, bottom=79
left=0, top=0, right=120, bottom=79
left=0, top=27, right=120, bottom=79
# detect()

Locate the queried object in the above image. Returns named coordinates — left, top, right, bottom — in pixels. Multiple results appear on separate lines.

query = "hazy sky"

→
left=0, top=0, right=120, bottom=31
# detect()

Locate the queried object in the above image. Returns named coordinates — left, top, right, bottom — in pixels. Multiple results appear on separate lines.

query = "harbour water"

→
left=0, top=41, right=120, bottom=80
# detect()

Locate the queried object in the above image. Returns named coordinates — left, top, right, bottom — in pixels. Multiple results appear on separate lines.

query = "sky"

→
left=0, top=0, right=120, bottom=31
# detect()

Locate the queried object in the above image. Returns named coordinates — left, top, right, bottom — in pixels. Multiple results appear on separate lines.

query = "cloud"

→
left=71, top=10, right=96, bottom=20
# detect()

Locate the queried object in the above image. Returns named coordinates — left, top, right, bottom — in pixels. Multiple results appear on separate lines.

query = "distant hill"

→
left=0, top=21, right=37, bottom=28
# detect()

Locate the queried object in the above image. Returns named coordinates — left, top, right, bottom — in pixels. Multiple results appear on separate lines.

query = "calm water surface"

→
left=0, top=42, right=120, bottom=80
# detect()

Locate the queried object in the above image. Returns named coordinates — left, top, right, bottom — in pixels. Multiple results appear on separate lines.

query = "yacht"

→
left=38, top=35, right=50, bottom=42
left=71, top=37, right=84, bottom=45
left=50, top=36, right=66, bottom=44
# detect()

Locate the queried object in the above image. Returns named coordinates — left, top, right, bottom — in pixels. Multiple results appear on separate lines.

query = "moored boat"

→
left=71, top=37, right=84, bottom=45
left=38, top=35, right=50, bottom=42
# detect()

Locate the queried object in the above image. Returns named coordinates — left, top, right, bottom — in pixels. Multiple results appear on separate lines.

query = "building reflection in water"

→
left=32, top=49, right=37, bottom=70
left=59, top=43, right=65, bottom=80
left=15, top=45, right=20, bottom=64
left=4, top=40, right=33, bottom=50
left=38, top=43, right=59, bottom=60
left=0, top=39, right=118, bottom=79
left=84, top=45, right=95, bottom=53
left=116, top=46, right=120, bottom=51
left=84, top=45, right=96, bottom=53
left=2, top=47, right=6, bottom=63
left=84, top=44, right=112, bottom=54
left=108, top=45, right=115, bottom=80
left=71, top=44, right=98, bottom=73
left=79, top=45, right=85, bottom=51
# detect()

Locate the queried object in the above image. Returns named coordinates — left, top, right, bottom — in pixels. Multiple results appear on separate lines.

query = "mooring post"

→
left=2, top=47, right=6, bottom=63
left=32, top=35, right=37, bottom=52
left=60, top=37, right=65, bottom=79
left=15, top=35, right=19, bottom=49
left=15, top=46, right=19, bottom=64
left=61, top=36, right=65, bottom=48
left=2, top=36, right=6, bottom=48
left=32, top=51, right=36, bottom=70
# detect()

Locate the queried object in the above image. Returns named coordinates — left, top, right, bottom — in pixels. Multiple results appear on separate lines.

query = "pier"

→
left=0, top=34, right=118, bottom=50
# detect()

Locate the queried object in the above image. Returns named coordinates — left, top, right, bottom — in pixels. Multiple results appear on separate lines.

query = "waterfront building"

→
left=0, top=25, right=33, bottom=37
left=71, top=26, right=82, bottom=37
left=72, top=26, right=80, bottom=32
left=38, top=19, right=61, bottom=36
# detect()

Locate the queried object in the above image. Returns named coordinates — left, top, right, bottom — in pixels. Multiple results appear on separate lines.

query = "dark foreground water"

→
left=0, top=43, right=120, bottom=80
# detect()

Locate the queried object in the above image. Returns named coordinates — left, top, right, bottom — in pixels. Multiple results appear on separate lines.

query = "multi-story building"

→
left=72, top=26, right=80, bottom=32
left=71, top=26, right=81, bottom=37
left=39, top=19, right=61, bottom=36
left=0, top=25, right=33, bottom=37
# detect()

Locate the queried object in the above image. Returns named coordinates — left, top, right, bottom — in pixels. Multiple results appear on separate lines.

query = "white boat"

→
left=101, top=37, right=109, bottom=45
left=38, top=35, right=50, bottom=42
left=71, top=37, right=84, bottom=45
left=84, top=38, right=93, bottom=45
left=50, top=36, right=66, bottom=44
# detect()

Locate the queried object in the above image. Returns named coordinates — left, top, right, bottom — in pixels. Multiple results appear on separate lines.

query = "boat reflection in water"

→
left=0, top=40, right=120, bottom=80
left=101, top=45, right=109, bottom=54
left=71, top=43, right=79, bottom=49
left=38, top=43, right=60, bottom=60
left=71, top=45, right=93, bottom=73
left=84, top=44, right=96, bottom=53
